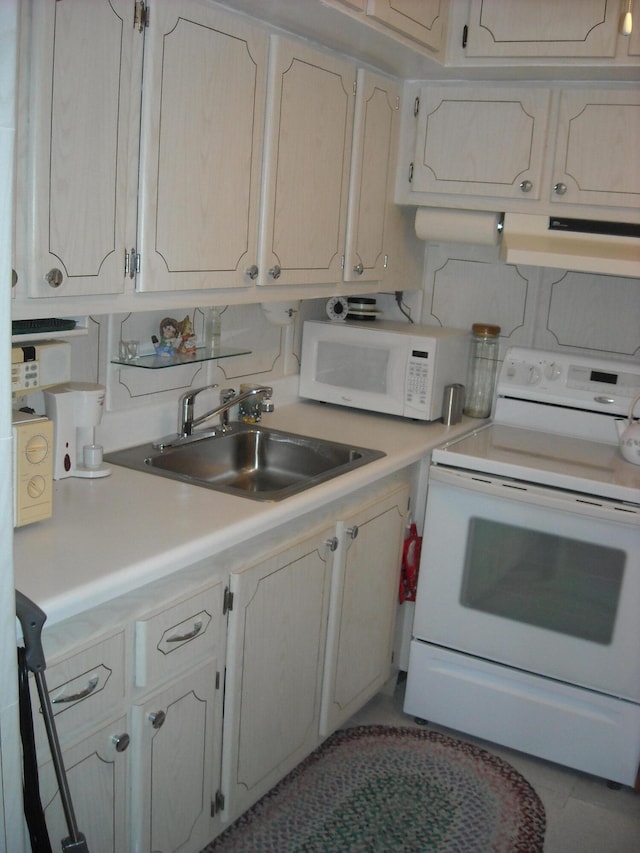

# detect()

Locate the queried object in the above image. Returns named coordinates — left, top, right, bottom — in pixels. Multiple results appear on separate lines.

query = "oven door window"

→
left=461, top=518, right=625, bottom=645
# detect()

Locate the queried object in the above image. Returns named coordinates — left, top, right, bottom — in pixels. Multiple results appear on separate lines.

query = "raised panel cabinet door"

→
left=136, top=0, right=268, bottom=292
left=40, top=716, right=128, bottom=853
left=464, top=0, right=619, bottom=58
left=131, top=663, right=220, bottom=853
left=258, top=36, right=356, bottom=286
left=551, top=89, right=640, bottom=210
left=344, top=69, right=400, bottom=283
left=366, top=0, right=445, bottom=51
left=412, top=86, right=551, bottom=200
left=26, top=0, right=139, bottom=297
left=321, top=487, right=409, bottom=735
left=221, top=529, right=333, bottom=822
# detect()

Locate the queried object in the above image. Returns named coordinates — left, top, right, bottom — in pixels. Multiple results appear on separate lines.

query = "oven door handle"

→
left=429, top=465, right=639, bottom=526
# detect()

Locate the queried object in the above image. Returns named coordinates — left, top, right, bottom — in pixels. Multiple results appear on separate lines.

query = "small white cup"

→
left=83, top=444, right=103, bottom=469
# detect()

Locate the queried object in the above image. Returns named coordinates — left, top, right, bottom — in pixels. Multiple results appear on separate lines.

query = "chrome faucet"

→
left=180, top=384, right=273, bottom=437
left=153, top=384, right=274, bottom=450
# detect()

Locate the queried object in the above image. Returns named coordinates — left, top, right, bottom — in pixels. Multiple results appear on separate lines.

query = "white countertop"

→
left=13, top=401, right=478, bottom=626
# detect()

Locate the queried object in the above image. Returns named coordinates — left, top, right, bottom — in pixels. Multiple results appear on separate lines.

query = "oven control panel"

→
left=497, top=348, right=640, bottom=415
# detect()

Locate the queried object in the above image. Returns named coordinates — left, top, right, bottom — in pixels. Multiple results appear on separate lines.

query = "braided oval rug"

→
left=203, top=725, right=546, bottom=852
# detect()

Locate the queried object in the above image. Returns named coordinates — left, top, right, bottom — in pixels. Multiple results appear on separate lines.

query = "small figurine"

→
left=177, top=315, right=197, bottom=354
left=155, top=317, right=181, bottom=357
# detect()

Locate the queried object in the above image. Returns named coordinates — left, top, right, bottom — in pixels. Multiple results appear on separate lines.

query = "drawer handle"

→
left=166, top=620, right=203, bottom=643
left=52, top=675, right=99, bottom=704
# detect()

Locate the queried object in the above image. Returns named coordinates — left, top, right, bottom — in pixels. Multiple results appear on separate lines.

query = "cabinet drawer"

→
left=135, top=581, right=223, bottom=687
left=32, top=630, right=126, bottom=751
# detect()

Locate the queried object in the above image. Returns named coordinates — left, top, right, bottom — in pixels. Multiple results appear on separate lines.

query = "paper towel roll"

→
left=415, top=208, right=502, bottom=246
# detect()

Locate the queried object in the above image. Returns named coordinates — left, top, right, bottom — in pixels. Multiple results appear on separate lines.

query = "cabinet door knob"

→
left=553, top=182, right=567, bottom=195
left=324, top=536, right=339, bottom=552
left=45, top=268, right=64, bottom=288
left=112, top=733, right=130, bottom=753
left=519, top=180, right=532, bottom=193
left=148, top=710, right=166, bottom=729
left=269, top=265, right=281, bottom=280
left=346, top=525, right=359, bottom=540
left=245, top=264, right=259, bottom=280
left=353, top=262, right=364, bottom=275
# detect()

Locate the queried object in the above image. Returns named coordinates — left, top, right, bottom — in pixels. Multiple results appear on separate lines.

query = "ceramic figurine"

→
left=155, top=317, right=181, bottom=356
left=177, top=315, right=197, bottom=354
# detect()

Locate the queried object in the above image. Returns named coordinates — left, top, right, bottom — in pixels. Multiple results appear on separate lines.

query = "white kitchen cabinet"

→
left=410, top=85, right=551, bottom=201
left=136, top=0, right=268, bottom=293
left=22, top=0, right=140, bottom=298
left=551, top=89, right=640, bottom=210
left=344, top=69, right=401, bottom=283
left=39, top=716, right=129, bottom=853
left=258, top=36, right=356, bottom=286
left=320, top=485, right=409, bottom=734
left=131, top=663, right=220, bottom=853
left=462, top=0, right=620, bottom=58
left=221, top=526, right=334, bottom=822
left=367, top=0, right=446, bottom=51
left=30, top=573, right=226, bottom=853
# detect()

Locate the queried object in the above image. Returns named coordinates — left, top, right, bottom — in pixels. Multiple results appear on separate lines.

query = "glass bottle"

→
left=204, top=307, right=222, bottom=354
left=464, top=323, right=501, bottom=418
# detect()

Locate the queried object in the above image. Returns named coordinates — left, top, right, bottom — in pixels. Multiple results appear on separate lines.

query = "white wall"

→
left=0, top=1, right=26, bottom=850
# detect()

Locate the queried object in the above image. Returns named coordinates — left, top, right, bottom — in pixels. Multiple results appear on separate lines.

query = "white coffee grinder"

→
left=44, top=382, right=111, bottom=479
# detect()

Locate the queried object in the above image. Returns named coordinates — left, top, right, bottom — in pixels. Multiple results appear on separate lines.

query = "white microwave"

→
left=299, top=320, right=470, bottom=421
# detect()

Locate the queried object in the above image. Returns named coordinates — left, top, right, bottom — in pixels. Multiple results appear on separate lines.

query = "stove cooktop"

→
left=433, top=423, right=640, bottom=505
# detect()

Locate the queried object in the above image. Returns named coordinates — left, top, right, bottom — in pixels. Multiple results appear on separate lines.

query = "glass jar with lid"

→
left=464, top=323, right=501, bottom=418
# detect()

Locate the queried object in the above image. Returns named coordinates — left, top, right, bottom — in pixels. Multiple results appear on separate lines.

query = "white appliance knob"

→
left=528, top=366, right=541, bottom=385
left=544, top=362, right=562, bottom=381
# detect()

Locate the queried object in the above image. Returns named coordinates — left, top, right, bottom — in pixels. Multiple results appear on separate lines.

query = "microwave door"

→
left=302, top=331, right=407, bottom=415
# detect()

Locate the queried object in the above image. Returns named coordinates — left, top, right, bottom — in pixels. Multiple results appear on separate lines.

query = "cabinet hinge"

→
left=124, top=248, right=140, bottom=278
left=353, top=80, right=357, bottom=96
left=383, top=254, right=389, bottom=269
left=413, top=96, right=420, bottom=118
left=223, top=586, right=234, bottom=615
left=211, top=789, right=225, bottom=816
left=134, top=1, right=150, bottom=33
left=340, top=254, right=345, bottom=270
left=394, top=95, right=400, bottom=111
left=215, top=671, right=220, bottom=690
left=408, top=162, right=414, bottom=183
left=462, top=24, right=468, bottom=49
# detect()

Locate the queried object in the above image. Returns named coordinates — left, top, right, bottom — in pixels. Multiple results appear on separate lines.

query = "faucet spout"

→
left=191, top=385, right=273, bottom=432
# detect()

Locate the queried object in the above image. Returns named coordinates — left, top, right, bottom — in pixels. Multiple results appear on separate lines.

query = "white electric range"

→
left=405, top=347, right=640, bottom=787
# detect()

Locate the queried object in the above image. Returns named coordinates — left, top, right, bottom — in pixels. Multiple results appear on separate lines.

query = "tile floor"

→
left=345, top=680, right=640, bottom=852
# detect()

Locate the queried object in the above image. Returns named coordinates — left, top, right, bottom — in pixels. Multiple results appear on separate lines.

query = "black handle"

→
left=15, top=590, right=47, bottom=673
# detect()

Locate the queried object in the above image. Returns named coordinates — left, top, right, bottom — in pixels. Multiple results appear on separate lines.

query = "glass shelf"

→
left=110, top=346, right=251, bottom=369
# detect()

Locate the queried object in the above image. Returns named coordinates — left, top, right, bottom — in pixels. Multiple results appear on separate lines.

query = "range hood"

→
left=499, top=213, right=640, bottom=278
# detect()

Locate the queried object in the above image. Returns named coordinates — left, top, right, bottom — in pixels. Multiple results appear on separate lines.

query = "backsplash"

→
left=26, top=249, right=637, bottom=452
left=421, top=242, right=640, bottom=362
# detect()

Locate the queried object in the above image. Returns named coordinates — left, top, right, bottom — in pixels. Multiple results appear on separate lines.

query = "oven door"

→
left=413, top=464, right=640, bottom=702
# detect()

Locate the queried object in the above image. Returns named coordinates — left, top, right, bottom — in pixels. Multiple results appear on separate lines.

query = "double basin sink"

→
left=105, top=422, right=385, bottom=502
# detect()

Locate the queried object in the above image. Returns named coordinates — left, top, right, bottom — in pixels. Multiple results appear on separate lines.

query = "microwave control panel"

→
left=405, top=351, right=430, bottom=414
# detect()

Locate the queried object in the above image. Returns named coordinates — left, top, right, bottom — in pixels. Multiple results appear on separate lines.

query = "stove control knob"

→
left=544, top=362, right=561, bottom=381
left=527, top=366, right=541, bottom=385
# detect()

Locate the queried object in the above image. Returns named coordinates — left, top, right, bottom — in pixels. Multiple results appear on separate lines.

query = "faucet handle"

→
left=220, top=387, right=236, bottom=404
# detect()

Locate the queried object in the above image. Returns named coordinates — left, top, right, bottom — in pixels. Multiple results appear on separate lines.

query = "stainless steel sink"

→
left=105, top=423, right=385, bottom=501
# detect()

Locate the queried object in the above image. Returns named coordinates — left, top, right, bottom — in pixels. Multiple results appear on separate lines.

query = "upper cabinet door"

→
left=465, top=0, right=619, bottom=58
left=412, top=86, right=551, bottom=201
left=366, top=0, right=445, bottom=51
left=136, top=1, right=268, bottom=292
left=258, top=36, right=356, bottom=287
left=25, top=0, right=139, bottom=298
left=344, top=69, right=400, bottom=283
left=551, top=89, right=640, bottom=210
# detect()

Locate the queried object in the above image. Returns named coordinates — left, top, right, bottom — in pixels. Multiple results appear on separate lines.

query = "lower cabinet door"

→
left=321, top=486, right=409, bottom=735
left=131, top=662, right=220, bottom=853
left=221, top=528, right=334, bottom=823
left=40, top=716, right=128, bottom=853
